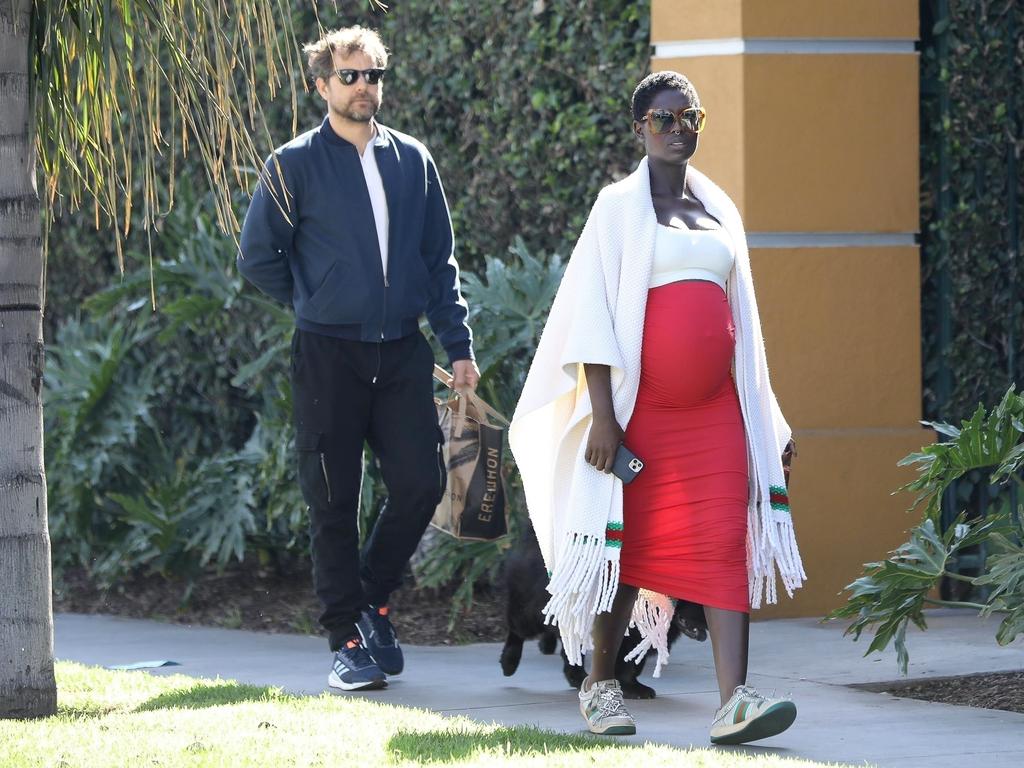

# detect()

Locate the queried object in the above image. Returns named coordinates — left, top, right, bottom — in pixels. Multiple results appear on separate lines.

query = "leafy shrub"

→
left=829, top=387, right=1024, bottom=671
left=45, top=189, right=306, bottom=587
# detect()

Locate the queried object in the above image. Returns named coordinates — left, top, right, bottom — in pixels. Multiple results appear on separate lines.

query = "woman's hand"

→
left=582, top=363, right=622, bottom=473
left=586, top=414, right=625, bottom=473
left=782, top=439, right=797, bottom=486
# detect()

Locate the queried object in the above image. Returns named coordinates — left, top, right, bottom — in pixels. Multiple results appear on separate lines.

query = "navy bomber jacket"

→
left=238, top=117, right=473, bottom=363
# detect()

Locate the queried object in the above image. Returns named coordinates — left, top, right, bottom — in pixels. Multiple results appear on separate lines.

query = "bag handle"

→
left=433, top=364, right=509, bottom=427
left=432, top=364, right=455, bottom=388
left=434, top=365, right=469, bottom=435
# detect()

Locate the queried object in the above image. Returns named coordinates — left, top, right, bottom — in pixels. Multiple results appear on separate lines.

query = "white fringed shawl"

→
left=509, top=157, right=805, bottom=677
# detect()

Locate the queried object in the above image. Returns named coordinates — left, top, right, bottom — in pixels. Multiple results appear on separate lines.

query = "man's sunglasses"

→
left=641, top=106, right=707, bottom=135
left=332, top=68, right=386, bottom=86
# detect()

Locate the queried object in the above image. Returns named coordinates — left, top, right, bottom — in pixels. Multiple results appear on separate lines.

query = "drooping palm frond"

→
left=30, top=0, right=386, bottom=290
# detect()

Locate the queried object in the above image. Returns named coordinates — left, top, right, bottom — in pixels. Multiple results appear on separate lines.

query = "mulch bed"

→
left=52, top=564, right=507, bottom=647
left=863, top=671, right=1024, bottom=715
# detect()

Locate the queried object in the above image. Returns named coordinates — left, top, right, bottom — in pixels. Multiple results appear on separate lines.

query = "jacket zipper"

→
left=319, top=452, right=332, bottom=504
left=381, top=268, right=388, bottom=338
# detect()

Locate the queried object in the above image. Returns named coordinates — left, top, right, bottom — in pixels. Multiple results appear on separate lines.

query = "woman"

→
left=509, top=71, right=805, bottom=745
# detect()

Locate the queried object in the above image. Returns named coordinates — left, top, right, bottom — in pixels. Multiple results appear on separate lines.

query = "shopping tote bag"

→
left=431, top=365, right=509, bottom=541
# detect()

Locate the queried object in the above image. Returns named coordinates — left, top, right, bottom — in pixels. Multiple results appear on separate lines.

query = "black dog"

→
left=500, top=524, right=707, bottom=699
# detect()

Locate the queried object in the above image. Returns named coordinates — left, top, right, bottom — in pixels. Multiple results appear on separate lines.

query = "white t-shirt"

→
left=360, top=126, right=390, bottom=278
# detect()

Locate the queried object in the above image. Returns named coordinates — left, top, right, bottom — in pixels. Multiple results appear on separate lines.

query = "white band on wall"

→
left=655, top=38, right=916, bottom=58
left=746, top=233, right=917, bottom=249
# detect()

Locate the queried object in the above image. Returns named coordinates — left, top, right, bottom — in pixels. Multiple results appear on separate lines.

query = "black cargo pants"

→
left=291, top=328, right=446, bottom=651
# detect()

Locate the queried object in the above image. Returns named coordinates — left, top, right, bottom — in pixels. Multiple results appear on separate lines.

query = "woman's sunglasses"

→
left=641, top=106, right=707, bottom=135
left=333, top=68, right=386, bottom=86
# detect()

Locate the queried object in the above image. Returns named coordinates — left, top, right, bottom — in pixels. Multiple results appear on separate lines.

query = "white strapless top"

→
left=650, top=224, right=735, bottom=290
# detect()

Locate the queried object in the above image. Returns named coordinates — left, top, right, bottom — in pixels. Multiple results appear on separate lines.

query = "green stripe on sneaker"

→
left=734, top=700, right=750, bottom=724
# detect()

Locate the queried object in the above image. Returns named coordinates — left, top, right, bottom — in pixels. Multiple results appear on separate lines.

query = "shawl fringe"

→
left=623, top=590, right=674, bottom=678
left=541, top=534, right=620, bottom=667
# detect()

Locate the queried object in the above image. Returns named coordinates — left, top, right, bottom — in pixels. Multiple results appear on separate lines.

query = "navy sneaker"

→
left=328, top=638, right=387, bottom=691
left=356, top=605, right=404, bottom=676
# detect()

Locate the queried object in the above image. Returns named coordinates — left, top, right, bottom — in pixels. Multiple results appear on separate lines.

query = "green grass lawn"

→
left=0, top=663, right=838, bottom=767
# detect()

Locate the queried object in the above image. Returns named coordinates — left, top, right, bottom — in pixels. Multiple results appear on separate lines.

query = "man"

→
left=238, top=25, right=479, bottom=692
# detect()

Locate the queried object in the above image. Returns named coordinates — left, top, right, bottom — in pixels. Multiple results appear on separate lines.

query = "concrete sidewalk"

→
left=55, top=609, right=1023, bottom=767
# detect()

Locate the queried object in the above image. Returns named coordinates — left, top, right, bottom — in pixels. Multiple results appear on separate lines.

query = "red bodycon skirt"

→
left=619, top=280, right=750, bottom=613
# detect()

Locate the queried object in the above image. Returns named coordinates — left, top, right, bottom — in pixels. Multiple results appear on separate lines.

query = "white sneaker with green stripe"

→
left=578, top=678, right=636, bottom=735
left=709, top=685, right=796, bottom=745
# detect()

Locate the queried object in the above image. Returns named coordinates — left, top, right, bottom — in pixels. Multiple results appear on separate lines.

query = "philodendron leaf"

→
left=976, top=550, right=1024, bottom=605
left=827, top=517, right=953, bottom=670
left=890, top=519, right=949, bottom=577
left=995, top=605, right=1024, bottom=646
left=922, top=420, right=961, bottom=439
left=894, top=620, right=910, bottom=673
left=949, top=512, right=1013, bottom=553
left=994, top=442, right=1024, bottom=480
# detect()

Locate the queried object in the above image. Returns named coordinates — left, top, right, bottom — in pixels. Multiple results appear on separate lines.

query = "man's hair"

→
left=631, top=71, right=701, bottom=120
left=303, top=26, right=389, bottom=82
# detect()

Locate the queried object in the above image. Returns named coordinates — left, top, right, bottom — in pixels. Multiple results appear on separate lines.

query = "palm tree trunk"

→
left=0, top=0, right=57, bottom=719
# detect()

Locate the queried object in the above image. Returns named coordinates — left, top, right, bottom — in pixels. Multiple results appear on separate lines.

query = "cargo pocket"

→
left=296, top=430, right=331, bottom=508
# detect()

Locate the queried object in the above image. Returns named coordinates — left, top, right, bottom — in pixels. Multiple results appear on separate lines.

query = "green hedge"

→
left=920, top=0, right=1024, bottom=421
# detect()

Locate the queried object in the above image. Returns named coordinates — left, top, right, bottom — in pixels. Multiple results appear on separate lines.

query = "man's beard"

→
left=336, top=99, right=378, bottom=123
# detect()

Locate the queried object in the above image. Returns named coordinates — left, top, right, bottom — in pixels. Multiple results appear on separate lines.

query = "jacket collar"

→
left=318, top=116, right=391, bottom=150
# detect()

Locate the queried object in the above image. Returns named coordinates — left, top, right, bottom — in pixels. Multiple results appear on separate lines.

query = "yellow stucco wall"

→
left=652, top=0, right=918, bottom=41
left=743, top=56, right=918, bottom=233
left=755, top=247, right=921, bottom=429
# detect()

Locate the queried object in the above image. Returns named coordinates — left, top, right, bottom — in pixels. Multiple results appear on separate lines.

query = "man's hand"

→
left=451, top=359, right=481, bottom=392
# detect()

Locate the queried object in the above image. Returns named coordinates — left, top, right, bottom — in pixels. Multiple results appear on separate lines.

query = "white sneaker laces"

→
left=714, top=686, right=766, bottom=725
left=596, top=687, right=631, bottom=717
left=735, top=685, right=766, bottom=703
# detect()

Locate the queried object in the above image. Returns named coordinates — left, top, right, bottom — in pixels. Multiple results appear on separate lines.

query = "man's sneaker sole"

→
left=710, top=700, right=796, bottom=745
left=327, top=670, right=387, bottom=692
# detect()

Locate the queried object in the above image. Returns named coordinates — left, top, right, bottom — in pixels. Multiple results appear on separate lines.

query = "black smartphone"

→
left=611, top=444, right=645, bottom=484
